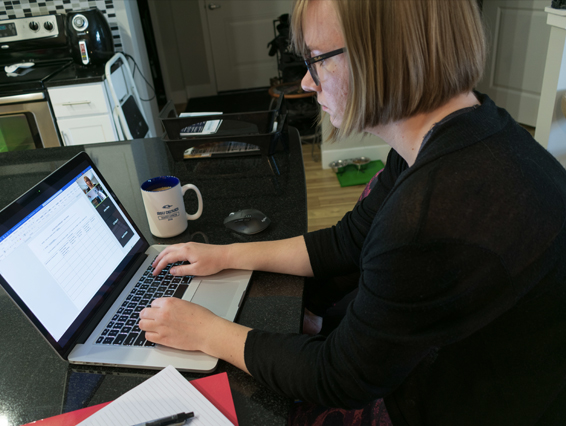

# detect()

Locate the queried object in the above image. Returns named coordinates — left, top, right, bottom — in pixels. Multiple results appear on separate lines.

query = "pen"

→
left=132, top=412, right=194, bottom=426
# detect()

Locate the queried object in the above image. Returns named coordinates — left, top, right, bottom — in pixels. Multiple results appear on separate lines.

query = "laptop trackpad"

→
left=188, top=282, right=239, bottom=318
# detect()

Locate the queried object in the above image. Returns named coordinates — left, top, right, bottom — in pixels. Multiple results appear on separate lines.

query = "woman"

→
left=140, top=1, right=566, bottom=424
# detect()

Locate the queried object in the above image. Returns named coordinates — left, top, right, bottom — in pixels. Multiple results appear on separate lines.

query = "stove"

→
left=0, top=13, right=73, bottom=150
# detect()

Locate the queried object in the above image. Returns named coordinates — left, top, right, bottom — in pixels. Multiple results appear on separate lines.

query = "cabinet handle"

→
left=61, top=100, right=92, bottom=106
left=61, top=131, right=73, bottom=146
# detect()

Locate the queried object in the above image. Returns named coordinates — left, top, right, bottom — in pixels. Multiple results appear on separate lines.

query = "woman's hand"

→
left=139, top=297, right=217, bottom=351
left=139, top=297, right=251, bottom=373
left=303, top=308, right=323, bottom=335
left=152, top=242, right=229, bottom=277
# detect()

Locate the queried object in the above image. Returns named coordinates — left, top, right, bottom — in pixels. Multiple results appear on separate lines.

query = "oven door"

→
left=0, top=92, right=61, bottom=151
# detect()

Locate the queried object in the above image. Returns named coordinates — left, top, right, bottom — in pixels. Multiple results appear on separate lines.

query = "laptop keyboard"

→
left=95, top=258, right=193, bottom=347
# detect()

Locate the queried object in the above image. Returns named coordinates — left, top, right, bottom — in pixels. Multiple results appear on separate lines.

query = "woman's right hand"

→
left=152, top=242, right=230, bottom=277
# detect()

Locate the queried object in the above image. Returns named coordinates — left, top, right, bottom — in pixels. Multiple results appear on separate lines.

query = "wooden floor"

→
left=302, top=144, right=366, bottom=232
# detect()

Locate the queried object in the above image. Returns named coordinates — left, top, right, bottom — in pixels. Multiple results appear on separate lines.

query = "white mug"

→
left=141, top=176, right=203, bottom=238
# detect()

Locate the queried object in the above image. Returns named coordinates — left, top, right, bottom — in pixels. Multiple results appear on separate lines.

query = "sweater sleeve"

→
left=303, top=149, right=406, bottom=280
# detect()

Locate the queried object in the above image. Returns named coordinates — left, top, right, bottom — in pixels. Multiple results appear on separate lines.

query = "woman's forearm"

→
left=225, top=235, right=314, bottom=277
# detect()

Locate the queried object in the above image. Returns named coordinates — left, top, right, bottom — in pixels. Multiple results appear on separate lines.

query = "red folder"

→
left=23, top=372, right=238, bottom=426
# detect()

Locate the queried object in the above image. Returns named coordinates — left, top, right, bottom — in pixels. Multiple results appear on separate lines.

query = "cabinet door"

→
left=58, top=115, right=118, bottom=145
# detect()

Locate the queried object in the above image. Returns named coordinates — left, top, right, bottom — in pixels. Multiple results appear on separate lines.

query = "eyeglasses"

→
left=304, top=48, right=346, bottom=86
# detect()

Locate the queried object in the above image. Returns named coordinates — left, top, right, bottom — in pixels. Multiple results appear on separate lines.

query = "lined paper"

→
left=78, top=365, right=233, bottom=426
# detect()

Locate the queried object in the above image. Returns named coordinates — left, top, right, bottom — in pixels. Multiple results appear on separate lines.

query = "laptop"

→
left=0, top=152, right=252, bottom=372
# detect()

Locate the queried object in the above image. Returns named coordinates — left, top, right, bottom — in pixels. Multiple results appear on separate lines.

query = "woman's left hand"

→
left=139, top=297, right=252, bottom=373
left=139, top=297, right=216, bottom=352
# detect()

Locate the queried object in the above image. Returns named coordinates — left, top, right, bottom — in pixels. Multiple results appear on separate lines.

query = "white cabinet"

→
left=56, top=115, right=117, bottom=146
left=48, top=81, right=119, bottom=145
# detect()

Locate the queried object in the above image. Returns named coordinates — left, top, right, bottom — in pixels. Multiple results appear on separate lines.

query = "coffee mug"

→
left=141, top=176, right=203, bottom=238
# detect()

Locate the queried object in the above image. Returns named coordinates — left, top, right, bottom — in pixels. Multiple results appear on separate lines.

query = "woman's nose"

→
left=301, top=70, right=320, bottom=93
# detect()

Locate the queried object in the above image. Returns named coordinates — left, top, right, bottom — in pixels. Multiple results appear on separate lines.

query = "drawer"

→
left=48, top=82, right=112, bottom=118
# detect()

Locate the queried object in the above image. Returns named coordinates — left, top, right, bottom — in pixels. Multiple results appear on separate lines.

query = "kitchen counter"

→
left=0, top=129, right=307, bottom=425
left=45, top=62, right=107, bottom=87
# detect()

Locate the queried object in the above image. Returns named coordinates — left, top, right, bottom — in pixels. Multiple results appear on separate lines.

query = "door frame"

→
left=192, top=0, right=218, bottom=98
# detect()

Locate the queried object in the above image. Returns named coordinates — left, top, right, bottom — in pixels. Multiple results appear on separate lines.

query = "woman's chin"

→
left=329, top=116, right=343, bottom=129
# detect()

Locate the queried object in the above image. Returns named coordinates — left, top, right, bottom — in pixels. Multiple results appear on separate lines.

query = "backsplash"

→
left=0, top=0, right=122, bottom=50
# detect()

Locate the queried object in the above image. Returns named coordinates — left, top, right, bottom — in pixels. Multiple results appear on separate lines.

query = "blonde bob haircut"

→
left=291, top=0, right=486, bottom=139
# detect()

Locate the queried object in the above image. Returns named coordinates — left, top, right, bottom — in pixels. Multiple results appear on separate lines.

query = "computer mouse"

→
left=224, top=209, right=271, bottom=235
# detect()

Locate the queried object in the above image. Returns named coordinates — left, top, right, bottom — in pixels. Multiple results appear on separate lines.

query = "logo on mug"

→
left=162, top=204, right=173, bottom=209
left=157, top=206, right=180, bottom=221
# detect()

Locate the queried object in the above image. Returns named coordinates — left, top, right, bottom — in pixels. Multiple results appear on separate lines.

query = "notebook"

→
left=0, top=151, right=252, bottom=372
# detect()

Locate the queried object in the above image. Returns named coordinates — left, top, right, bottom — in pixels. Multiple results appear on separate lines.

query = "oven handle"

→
left=0, top=92, right=45, bottom=105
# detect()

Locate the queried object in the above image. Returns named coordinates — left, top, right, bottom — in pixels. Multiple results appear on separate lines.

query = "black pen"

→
left=132, top=412, right=194, bottom=426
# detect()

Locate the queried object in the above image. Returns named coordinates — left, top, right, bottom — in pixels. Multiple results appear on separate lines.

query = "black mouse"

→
left=224, top=209, right=271, bottom=235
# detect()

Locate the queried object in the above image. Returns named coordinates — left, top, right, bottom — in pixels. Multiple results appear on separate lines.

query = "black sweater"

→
left=244, top=93, right=566, bottom=425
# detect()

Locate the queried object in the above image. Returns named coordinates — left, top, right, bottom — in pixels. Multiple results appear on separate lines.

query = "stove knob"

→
left=29, top=21, right=39, bottom=31
left=44, top=21, right=54, bottom=31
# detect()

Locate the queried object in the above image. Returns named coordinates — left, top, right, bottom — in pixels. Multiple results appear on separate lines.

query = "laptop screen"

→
left=0, top=152, right=148, bottom=355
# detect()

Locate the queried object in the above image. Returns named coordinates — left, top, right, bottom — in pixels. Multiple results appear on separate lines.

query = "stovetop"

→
left=0, top=13, right=72, bottom=95
left=0, top=60, right=73, bottom=95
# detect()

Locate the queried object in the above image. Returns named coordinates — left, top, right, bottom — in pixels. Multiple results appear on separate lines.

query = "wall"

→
left=0, top=0, right=159, bottom=138
left=320, top=113, right=391, bottom=169
left=535, top=8, right=566, bottom=167
left=147, top=0, right=216, bottom=104
left=0, top=0, right=123, bottom=48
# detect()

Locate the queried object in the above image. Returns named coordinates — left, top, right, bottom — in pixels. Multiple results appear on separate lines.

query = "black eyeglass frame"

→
left=304, top=48, right=347, bottom=86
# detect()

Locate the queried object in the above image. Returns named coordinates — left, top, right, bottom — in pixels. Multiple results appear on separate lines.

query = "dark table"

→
left=0, top=129, right=307, bottom=425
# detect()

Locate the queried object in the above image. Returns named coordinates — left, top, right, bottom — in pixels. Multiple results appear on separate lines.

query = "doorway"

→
left=144, top=0, right=293, bottom=107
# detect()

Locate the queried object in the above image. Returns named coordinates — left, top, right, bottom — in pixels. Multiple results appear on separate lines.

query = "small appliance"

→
left=67, top=8, right=114, bottom=66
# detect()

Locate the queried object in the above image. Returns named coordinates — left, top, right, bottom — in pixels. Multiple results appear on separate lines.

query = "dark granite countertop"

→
left=45, top=62, right=107, bottom=87
left=0, top=130, right=307, bottom=425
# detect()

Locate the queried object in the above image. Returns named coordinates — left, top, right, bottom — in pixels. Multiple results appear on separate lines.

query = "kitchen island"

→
left=0, top=129, right=307, bottom=425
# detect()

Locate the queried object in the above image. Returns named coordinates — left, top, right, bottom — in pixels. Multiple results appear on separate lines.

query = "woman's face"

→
left=300, top=0, right=349, bottom=129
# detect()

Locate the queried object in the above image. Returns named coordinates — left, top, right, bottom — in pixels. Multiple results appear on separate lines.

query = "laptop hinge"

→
left=74, top=252, right=149, bottom=345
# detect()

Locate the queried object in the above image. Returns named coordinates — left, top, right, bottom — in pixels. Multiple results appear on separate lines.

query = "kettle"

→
left=67, top=8, right=114, bottom=66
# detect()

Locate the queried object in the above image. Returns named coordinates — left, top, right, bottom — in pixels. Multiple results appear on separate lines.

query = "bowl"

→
left=351, top=156, right=371, bottom=171
left=329, top=157, right=372, bottom=173
left=329, top=159, right=347, bottom=173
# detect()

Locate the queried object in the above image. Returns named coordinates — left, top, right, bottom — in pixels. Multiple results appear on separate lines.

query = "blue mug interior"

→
left=141, top=176, right=180, bottom=192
